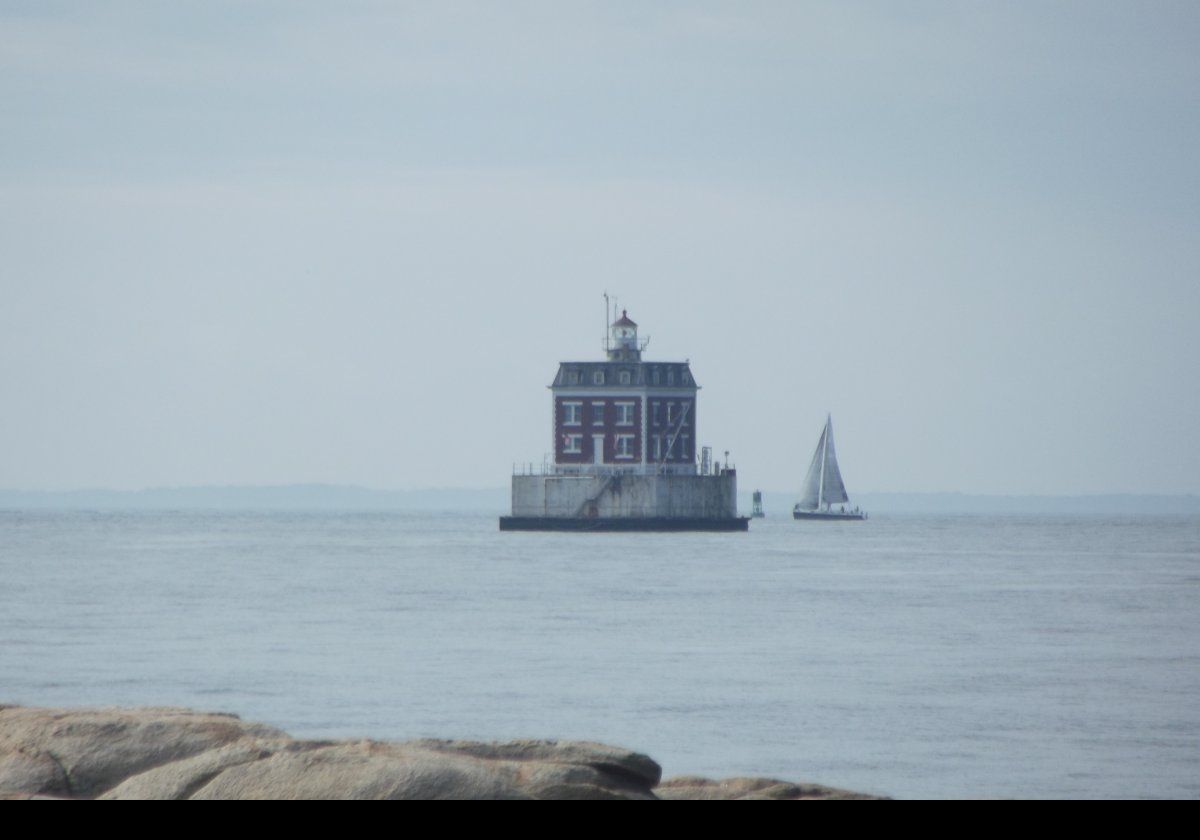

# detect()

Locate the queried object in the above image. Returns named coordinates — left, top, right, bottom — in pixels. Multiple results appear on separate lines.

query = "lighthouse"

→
left=500, top=308, right=748, bottom=531
left=552, top=311, right=698, bottom=475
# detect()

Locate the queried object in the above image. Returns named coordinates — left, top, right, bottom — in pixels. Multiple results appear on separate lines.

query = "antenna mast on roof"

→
left=602, top=292, right=610, bottom=353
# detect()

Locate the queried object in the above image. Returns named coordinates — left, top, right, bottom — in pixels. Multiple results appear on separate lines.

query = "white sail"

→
left=797, top=423, right=827, bottom=510
left=820, top=417, right=850, bottom=506
left=797, top=416, right=850, bottom=510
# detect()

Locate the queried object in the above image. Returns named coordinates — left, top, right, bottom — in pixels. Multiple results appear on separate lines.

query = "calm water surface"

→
left=2, top=510, right=1198, bottom=799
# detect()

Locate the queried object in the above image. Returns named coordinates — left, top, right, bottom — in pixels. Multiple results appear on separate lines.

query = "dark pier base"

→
left=499, top=516, right=750, bottom=532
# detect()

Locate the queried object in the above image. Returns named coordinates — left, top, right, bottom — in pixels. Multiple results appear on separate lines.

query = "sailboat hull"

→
left=792, top=508, right=867, bottom=521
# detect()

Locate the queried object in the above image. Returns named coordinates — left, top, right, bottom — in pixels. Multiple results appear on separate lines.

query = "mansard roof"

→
left=551, top=360, right=698, bottom=389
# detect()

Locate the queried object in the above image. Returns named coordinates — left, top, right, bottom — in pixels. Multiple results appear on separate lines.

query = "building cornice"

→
left=549, top=387, right=700, bottom=396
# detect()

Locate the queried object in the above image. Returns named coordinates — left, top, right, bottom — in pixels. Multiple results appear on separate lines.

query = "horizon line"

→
left=2, top=484, right=1197, bottom=500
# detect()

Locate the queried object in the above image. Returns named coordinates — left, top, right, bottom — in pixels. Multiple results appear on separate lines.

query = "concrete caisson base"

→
left=503, top=472, right=747, bottom=532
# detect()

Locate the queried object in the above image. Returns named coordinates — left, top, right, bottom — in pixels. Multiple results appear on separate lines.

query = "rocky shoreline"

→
left=0, top=705, right=882, bottom=800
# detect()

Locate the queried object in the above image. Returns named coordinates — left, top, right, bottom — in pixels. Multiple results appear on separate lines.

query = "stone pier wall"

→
left=511, top=472, right=737, bottom=519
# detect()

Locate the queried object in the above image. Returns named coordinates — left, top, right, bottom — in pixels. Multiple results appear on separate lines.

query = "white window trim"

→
left=563, top=401, right=583, bottom=426
left=615, top=434, right=636, bottom=459
left=563, top=434, right=583, bottom=454
left=616, top=401, right=635, bottom=426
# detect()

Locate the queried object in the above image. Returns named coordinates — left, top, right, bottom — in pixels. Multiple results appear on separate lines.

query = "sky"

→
left=2, top=1, right=1198, bottom=495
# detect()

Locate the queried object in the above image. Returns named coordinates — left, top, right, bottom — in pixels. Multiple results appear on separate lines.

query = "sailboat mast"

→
left=817, top=421, right=827, bottom=510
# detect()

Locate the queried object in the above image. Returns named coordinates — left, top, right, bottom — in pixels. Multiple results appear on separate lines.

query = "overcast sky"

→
left=2, top=1, right=1197, bottom=495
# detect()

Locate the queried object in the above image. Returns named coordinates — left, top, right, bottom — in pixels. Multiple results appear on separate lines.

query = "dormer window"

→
left=667, top=368, right=675, bottom=386
left=682, top=370, right=692, bottom=385
left=618, top=370, right=631, bottom=385
left=593, top=370, right=605, bottom=385
left=566, top=369, right=581, bottom=385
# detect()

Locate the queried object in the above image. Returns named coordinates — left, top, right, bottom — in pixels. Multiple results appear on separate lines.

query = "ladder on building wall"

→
left=657, top=402, right=692, bottom=471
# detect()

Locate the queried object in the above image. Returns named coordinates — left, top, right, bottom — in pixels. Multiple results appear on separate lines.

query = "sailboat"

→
left=793, top=415, right=867, bottom=521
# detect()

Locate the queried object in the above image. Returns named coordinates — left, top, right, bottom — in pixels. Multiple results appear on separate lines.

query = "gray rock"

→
left=0, top=706, right=660, bottom=799
left=655, top=775, right=886, bottom=800
left=0, top=747, right=68, bottom=796
left=186, top=740, right=531, bottom=800
left=0, top=705, right=288, bottom=798
left=115, top=739, right=657, bottom=800
left=411, top=738, right=661, bottom=795
left=98, top=739, right=285, bottom=800
left=1, top=705, right=881, bottom=799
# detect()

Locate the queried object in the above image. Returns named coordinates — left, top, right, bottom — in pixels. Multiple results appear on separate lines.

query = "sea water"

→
left=1, top=510, right=1197, bottom=799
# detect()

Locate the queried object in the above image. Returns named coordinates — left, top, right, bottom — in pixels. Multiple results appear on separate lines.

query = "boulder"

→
left=105, top=738, right=659, bottom=800
left=411, top=738, right=661, bottom=797
left=175, top=740, right=533, bottom=800
left=1, top=705, right=881, bottom=799
left=98, top=739, right=284, bottom=800
left=0, top=705, right=287, bottom=798
left=0, top=706, right=660, bottom=799
left=656, top=775, right=885, bottom=800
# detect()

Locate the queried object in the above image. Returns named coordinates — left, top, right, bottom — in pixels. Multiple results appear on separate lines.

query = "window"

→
left=592, top=370, right=605, bottom=385
left=615, top=434, right=635, bottom=459
left=652, top=368, right=661, bottom=385
left=679, top=434, right=690, bottom=460
left=652, top=402, right=661, bottom=426
left=667, top=368, right=675, bottom=386
left=652, top=436, right=661, bottom=460
left=682, top=370, right=692, bottom=385
left=563, top=402, right=582, bottom=426
left=616, top=402, right=634, bottom=426
left=618, top=369, right=631, bottom=385
left=566, top=369, right=581, bottom=385
left=666, top=402, right=675, bottom=424
left=563, top=434, right=583, bottom=454
left=591, top=402, right=605, bottom=425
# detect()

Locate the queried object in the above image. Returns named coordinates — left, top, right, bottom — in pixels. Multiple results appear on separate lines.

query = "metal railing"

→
left=511, top=458, right=734, bottom=477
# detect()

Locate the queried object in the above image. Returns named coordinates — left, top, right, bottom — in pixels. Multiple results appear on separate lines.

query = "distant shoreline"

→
left=1, top=485, right=1198, bottom=515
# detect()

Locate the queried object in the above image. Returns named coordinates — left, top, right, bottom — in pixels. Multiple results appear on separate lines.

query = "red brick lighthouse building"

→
left=552, top=310, right=698, bottom=475
left=501, top=309, right=746, bottom=531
